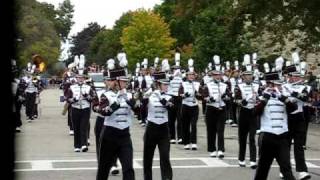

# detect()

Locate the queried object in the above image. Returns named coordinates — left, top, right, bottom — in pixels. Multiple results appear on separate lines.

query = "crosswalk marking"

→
left=30, top=160, right=53, bottom=171
left=14, top=157, right=320, bottom=172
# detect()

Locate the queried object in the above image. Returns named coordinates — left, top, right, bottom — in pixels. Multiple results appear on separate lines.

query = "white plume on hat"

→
left=252, top=53, right=258, bottom=64
left=213, top=55, right=220, bottom=65
left=243, top=54, right=251, bottom=66
left=142, top=58, right=148, bottom=69
left=300, top=61, right=308, bottom=75
left=175, top=52, right=181, bottom=67
left=187, top=58, right=194, bottom=73
left=292, top=52, right=300, bottom=65
left=188, top=58, right=194, bottom=67
left=285, top=60, right=291, bottom=67
left=208, top=62, right=212, bottom=70
left=275, top=56, right=284, bottom=72
left=27, top=62, right=32, bottom=72
left=225, top=61, right=230, bottom=70
left=117, top=52, right=126, bottom=62
left=154, top=57, right=159, bottom=68
left=79, top=54, right=85, bottom=69
left=74, top=55, right=80, bottom=66
left=135, top=67, right=140, bottom=75
left=31, top=64, right=36, bottom=74
left=175, top=52, right=180, bottom=61
left=107, top=58, right=115, bottom=70
left=263, top=63, right=270, bottom=73
left=234, top=60, right=239, bottom=70
left=116, top=52, right=127, bottom=68
left=161, top=59, right=170, bottom=72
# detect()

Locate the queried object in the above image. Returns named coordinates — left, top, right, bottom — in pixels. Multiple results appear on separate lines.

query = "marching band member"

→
left=65, top=55, right=95, bottom=152
left=24, top=63, right=41, bottom=122
left=280, top=52, right=311, bottom=180
left=200, top=62, right=213, bottom=116
left=139, top=58, right=154, bottom=127
left=96, top=58, right=136, bottom=180
left=229, top=60, right=242, bottom=127
left=12, top=61, right=24, bottom=132
left=62, top=63, right=77, bottom=135
left=92, top=58, right=119, bottom=175
left=167, top=53, right=184, bottom=144
left=254, top=68, right=297, bottom=180
left=143, top=70, right=173, bottom=180
left=235, top=54, right=259, bottom=168
left=179, top=58, right=201, bottom=150
left=201, top=55, right=231, bottom=158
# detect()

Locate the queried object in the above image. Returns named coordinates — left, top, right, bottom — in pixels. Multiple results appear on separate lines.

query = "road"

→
left=15, top=88, right=320, bottom=180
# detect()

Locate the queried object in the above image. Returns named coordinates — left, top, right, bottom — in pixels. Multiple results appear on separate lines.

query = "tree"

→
left=38, top=0, right=74, bottom=41
left=121, top=10, right=176, bottom=70
left=16, top=0, right=61, bottom=71
left=55, top=0, right=75, bottom=41
left=233, top=0, right=320, bottom=56
left=70, top=22, right=103, bottom=60
left=87, top=12, right=134, bottom=65
left=191, top=0, right=252, bottom=69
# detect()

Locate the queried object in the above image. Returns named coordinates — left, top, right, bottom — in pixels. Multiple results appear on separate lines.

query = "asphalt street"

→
left=14, top=88, right=320, bottom=180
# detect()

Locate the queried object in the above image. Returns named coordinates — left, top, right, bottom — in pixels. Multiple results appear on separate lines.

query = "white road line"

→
left=199, top=158, right=231, bottom=167
left=15, top=157, right=320, bottom=172
left=30, top=160, right=53, bottom=171
left=15, top=157, right=320, bottom=163
left=14, top=164, right=320, bottom=172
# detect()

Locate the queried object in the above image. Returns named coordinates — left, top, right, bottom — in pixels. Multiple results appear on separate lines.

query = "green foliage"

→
left=191, top=0, right=252, bottom=70
left=55, top=0, right=75, bottom=41
left=15, top=0, right=74, bottom=75
left=16, top=0, right=61, bottom=71
left=87, top=12, right=134, bottom=65
left=154, top=0, right=320, bottom=69
left=121, top=10, right=176, bottom=70
left=70, top=22, right=104, bottom=61
left=38, top=0, right=74, bottom=41
left=234, top=0, right=320, bottom=53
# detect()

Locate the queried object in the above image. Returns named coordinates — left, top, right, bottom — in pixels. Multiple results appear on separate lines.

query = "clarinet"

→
left=217, top=81, right=223, bottom=108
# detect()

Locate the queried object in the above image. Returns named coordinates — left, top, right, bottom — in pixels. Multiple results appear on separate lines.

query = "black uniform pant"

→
left=254, top=132, right=295, bottom=180
left=67, top=106, right=73, bottom=130
left=202, top=99, right=206, bottom=115
left=25, top=92, right=36, bottom=119
left=238, top=107, right=257, bottom=162
left=288, top=112, right=308, bottom=172
left=141, top=98, right=148, bottom=123
left=94, top=116, right=117, bottom=165
left=71, top=107, right=90, bottom=148
left=232, top=101, right=239, bottom=124
left=94, top=116, right=104, bottom=160
left=168, top=96, right=182, bottom=140
left=15, top=100, right=22, bottom=127
left=205, top=106, right=226, bottom=152
left=97, top=127, right=135, bottom=180
left=303, top=106, right=311, bottom=147
left=181, top=105, right=199, bottom=145
left=143, top=122, right=172, bottom=180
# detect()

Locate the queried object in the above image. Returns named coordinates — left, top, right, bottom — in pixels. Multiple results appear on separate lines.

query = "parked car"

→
left=88, top=72, right=105, bottom=90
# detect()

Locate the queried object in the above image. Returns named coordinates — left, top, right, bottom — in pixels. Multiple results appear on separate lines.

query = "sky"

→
left=37, top=0, right=163, bottom=37
left=36, top=0, right=163, bottom=61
